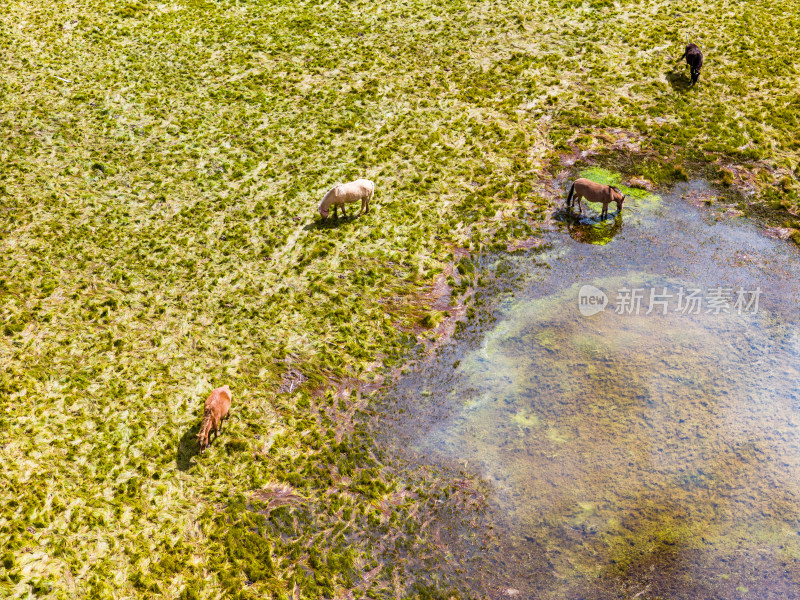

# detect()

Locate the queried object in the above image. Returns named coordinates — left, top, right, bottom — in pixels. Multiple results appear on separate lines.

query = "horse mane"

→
left=197, top=409, right=213, bottom=443
left=319, top=184, right=341, bottom=211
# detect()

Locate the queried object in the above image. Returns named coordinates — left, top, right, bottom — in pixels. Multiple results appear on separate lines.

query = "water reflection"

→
left=553, top=209, right=625, bottom=246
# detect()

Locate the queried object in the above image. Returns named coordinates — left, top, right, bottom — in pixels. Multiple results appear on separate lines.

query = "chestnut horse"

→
left=197, top=385, right=232, bottom=453
left=566, top=178, right=627, bottom=219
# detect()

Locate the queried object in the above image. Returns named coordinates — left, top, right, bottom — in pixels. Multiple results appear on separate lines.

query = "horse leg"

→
left=341, top=203, right=348, bottom=218
left=359, top=196, right=366, bottom=216
left=601, top=204, right=608, bottom=219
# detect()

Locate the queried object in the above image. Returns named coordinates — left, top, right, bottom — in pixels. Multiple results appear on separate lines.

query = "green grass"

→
left=2, top=0, right=800, bottom=597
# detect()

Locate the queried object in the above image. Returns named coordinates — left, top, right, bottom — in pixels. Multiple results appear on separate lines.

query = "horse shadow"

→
left=667, top=68, right=693, bottom=92
left=553, top=208, right=624, bottom=246
left=176, top=422, right=202, bottom=471
left=302, top=214, right=363, bottom=232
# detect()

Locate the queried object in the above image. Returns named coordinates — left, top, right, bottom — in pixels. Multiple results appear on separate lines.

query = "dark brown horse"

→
left=678, top=43, right=703, bottom=86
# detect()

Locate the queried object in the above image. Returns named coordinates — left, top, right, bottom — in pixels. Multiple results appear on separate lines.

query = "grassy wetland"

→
left=1, top=0, right=800, bottom=598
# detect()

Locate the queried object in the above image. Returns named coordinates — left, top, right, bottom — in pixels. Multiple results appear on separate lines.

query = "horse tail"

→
left=566, top=183, right=575, bottom=207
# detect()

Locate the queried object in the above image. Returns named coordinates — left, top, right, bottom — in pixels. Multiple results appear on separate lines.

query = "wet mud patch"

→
left=380, top=180, right=800, bottom=599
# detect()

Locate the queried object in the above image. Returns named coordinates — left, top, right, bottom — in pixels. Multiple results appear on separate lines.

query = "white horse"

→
left=318, top=178, right=375, bottom=220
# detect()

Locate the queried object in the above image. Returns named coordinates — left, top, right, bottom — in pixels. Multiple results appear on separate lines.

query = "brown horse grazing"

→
left=566, top=178, right=627, bottom=219
left=197, top=385, right=232, bottom=453
left=678, top=43, right=703, bottom=86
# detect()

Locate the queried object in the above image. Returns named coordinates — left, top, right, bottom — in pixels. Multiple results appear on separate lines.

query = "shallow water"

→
left=385, top=181, right=800, bottom=599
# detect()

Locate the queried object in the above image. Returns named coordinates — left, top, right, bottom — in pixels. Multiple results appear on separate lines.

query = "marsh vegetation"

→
left=1, top=0, right=800, bottom=597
